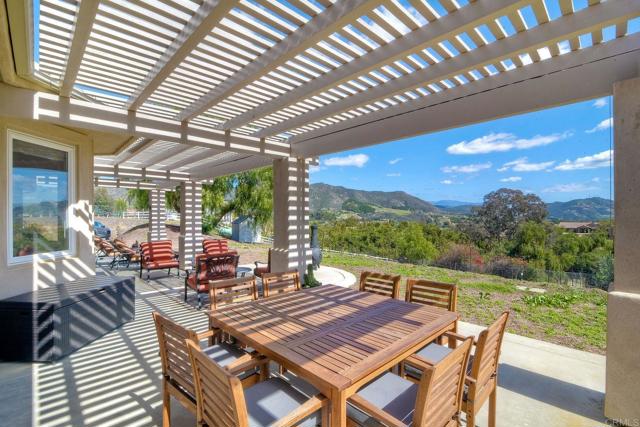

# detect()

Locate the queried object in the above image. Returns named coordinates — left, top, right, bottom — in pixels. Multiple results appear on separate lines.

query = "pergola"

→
left=0, top=0, right=639, bottom=422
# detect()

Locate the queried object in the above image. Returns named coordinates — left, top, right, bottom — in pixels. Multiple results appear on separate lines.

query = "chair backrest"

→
left=413, top=337, right=473, bottom=427
left=198, top=253, right=239, bottom=281
left=152, top=312, right=200, bottom=398
left=262, top=270, right=301, bottom=298
left=359, top=271, right=401, bottom=299
left=405, top=279, right=457, bottom=312
left=187, top=339, right=249, bottom=427
left=468, top=311, right=509, bottom=395
left=203, top=238, right=229, bottom=255
left=141, top=240, right=175, bottom=261
left=209, top=276, right=258, bottom=311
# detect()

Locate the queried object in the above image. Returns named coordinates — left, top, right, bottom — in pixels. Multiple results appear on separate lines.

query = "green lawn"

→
left=323, top=251, right=607, bottom=354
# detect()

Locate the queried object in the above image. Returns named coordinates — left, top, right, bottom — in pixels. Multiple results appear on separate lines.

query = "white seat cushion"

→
left=347, top=372, right=418, bottom=426
left=245, top=377, right=320, bottom=427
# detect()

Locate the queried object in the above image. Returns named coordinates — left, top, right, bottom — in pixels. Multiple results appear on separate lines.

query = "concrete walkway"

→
left=0, top=269, right=607, bottom=427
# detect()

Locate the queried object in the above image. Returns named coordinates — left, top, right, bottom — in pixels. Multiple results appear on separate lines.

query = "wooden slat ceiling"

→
left=34, top=0, right=640, bottom=178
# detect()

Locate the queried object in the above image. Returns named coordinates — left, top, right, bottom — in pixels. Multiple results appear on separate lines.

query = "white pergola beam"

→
left=137, top=144, right=194, bottom=169
left=114, top=138, right=156, bottom=165
left=292, top=32, right=640, bottom=157
left=163, top=147, right=226, bottom=171
left=262, top=0, right=640, bottom=138
left=191, top=155, right=272, bottom=180
left=60, top=0, right=99, bottom=97
left=126, top=0, right=238, bottom=110
left=176, top=0, right=380, bottom=121
left=223, top=0, right=526, bottom=131
left=0, top=85, right=291, bottom=159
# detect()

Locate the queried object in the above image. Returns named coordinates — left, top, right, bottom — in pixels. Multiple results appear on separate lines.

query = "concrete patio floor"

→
left=0, top=268, right=607, bottom=427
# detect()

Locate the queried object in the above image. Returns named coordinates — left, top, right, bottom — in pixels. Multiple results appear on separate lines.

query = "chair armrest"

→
left=254, top=261, right=267, bottom=267
left=272, top=394, right=329, bottom=427
left=225, top=355, right=269, bottom=375
left=196, top=327, right=222, bottom=341
left=347, top=394, right=407, bottom=427
left=444, top=331, right=477, bottom=346
left=404, top=353, right=437, bottom=369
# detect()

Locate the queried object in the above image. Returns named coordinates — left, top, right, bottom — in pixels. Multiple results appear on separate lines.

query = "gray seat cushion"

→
left=245, top=377, right=320, bottom=427
left=347, top=372, right=418, bottom=426
left=201, top=342, right=246, bottom=367
left=405, top=343, right=474, bottom=379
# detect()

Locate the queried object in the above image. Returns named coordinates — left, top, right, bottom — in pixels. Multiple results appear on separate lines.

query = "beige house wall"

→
left=0, top=116, right=94, bottom=299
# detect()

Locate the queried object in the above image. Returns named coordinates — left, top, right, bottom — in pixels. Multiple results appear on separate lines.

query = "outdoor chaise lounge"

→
left=140, top=240, right=179, bottom=279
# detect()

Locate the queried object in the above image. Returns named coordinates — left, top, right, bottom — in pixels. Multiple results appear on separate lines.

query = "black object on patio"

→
left=0, top=275, right=135, bottom=362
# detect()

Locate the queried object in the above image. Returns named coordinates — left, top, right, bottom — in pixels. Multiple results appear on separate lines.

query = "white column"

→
left=606, top=76, right=640, bottom=422
left=272, top=157, right=311, bottom=278
left=147, top=189, right=167, bottom=241
left=179, top=181, right=203, bottom=270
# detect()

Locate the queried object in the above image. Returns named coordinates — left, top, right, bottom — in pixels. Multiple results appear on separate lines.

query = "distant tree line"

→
left=318, top=188, right=614, bottom=288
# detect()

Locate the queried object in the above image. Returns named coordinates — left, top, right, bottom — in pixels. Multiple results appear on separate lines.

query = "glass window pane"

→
left=12, top=138, right=70, bottom=257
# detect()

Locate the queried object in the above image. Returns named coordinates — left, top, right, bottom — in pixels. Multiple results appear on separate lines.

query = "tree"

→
left=114, top=198, right=128, bottom=215
left=127, top=189, right=149, bottom=211
left=94, top=188, right=114, bottom=214
left=475, top=188, right=547, bottom=239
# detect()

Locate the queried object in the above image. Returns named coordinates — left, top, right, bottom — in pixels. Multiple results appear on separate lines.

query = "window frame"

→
left=6, top=130, right=76, bottom=265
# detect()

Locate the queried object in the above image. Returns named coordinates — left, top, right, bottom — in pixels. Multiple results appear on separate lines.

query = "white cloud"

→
left=441, top=162, right=492, bottom=174
left=542, top=183, right=599, bottom=193
left=586, top=118, right=612, bottom=133
left=593, top=98, right=608, bottom=108
left=386, top=173, right=401, bottom=177
left=555, top=150, right=612, bottom=171
left=440, top=179, right=454, bottom=185
left=389, top=158, right=402, bottom=165
left=324, top=153, right=369, bottom=168
left=500, top=176, right=522, bottom=183
left=446, top=131, right=571, bottom=155
left=309, top=165, right=326, bottom=173
left=498, top=157, right=555, bottom=172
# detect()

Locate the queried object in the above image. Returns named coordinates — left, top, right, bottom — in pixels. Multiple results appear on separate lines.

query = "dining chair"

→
left=359, top=271, right=402, bottom=299
left=152, top=312, right=268, bottom=427
left=347, top=336, right=473, bottom=426
left=262, top=270, right=301, bottom=298
left=186, top=339, right=329, bottom=427
left=406, top=279, right=458, bottom=343
left=402, top=311, right=510, bottom=427
left=208, top=276, right=259, bottom=349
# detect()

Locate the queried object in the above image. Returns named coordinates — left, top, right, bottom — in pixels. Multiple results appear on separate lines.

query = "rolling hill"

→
left=310, top=183, right=612, bottom=222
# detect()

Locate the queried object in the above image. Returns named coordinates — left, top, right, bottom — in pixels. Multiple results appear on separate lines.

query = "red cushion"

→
left=143, top=260, right=179, bottom=270
left=203, top=239, right=229, bottom=255
left=186, top=274, right=209, bottom=292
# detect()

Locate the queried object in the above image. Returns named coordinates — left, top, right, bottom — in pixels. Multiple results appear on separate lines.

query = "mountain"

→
left=433, top=200, right=479, bottom=208
left=310, top=183, right=439, bottom=221
left=547, top=197, right=613, bottom=221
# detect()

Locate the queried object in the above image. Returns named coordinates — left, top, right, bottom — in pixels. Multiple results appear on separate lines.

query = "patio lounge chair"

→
left=185, top=252, right=239, bottom=309
left=402, top=311, right=510, bottom=427
left=262, top=270, right=301, bottom=298
left=152, top=312, right=268, bottom=427
left=186, top=339, right=329, bottom=427
left=202, top=238, right=237, bottom=255
left=359, top=271, right=402, bottom=299
left=347, top=335, right=473, bottom=426
left=94, top=238, right=123, bottom=269
left=112, top=238, right=141, bottom=268
left=253, top=248, right=273, bottom=277
left=140, top=240, right=179, bottom=279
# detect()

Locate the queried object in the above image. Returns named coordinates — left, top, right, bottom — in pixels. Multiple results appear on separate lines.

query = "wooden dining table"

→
left=208, top=284, right=458, bottom=427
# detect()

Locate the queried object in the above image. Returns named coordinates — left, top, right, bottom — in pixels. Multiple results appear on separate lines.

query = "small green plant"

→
left=303, top=264, right=321, bottom=288
left=479, top=291, right=491, bottom=301
left=522, top=291, right=583, bottom=309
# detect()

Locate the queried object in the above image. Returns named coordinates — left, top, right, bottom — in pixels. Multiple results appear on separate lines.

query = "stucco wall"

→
left=0, top=117, right=94, bottom=299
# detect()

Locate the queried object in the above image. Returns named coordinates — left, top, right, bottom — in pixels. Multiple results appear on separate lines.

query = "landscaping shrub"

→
left=434, top=244, right=483, bottom=272
left=485, top=256, right=528, bottom=279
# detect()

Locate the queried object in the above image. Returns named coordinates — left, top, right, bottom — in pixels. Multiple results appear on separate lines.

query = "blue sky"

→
left=310, top=97, right=614, bottom=203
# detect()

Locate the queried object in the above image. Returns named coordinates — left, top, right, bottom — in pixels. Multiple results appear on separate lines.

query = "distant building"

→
left=231, top=216, right=262, bottom=243
left=558, top=221, right=599, bottom=234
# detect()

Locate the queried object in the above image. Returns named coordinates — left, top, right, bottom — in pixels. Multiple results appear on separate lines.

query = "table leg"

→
left=330, top=389, right=347, bottom=427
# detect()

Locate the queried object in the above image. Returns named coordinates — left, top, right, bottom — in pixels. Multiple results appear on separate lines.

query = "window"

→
left=7, top=131, right=75, bottom=264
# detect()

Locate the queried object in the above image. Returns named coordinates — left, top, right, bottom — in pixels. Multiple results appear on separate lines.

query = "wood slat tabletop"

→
left=208, top=284, right=458, bottom=426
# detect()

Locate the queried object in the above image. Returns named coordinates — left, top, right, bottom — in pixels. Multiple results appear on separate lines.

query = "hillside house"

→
left=559, top=221, right=599, bottom=234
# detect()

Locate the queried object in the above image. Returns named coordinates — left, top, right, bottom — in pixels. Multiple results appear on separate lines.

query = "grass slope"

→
left=323, top=252, right=606, bottom=354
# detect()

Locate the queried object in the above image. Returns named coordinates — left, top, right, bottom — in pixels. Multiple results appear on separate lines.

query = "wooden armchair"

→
left=262, top=270, right=301, bottom=298
left=253, top=248, right=273, bottom=277
left=359, top=271, right=402, bottom=299
left=185, top=253, right=239, bottom=309
left=209, top=276, right=258, bottom=311
left=186, top=339, right=329, bottom=427
left=347, top=336, right=473, bottom=427
left=152, top=312, right=268, bottom=427
left=406, top=279, right=458, bottom=342
left=402, top=311, right=510, bottom=427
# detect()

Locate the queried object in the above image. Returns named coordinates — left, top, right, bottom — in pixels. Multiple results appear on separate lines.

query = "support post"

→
left=179, top=181, right=203, bottom=271
left=148, top=189, right=167, bottom=241
left=606, top=76, right=640, bottom=423
left=272, top=157, right=311, bottom=279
